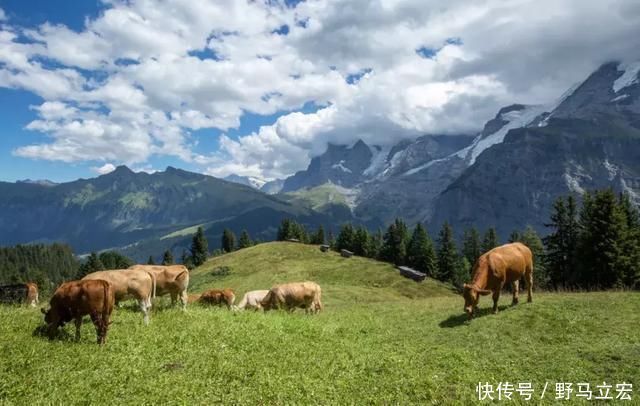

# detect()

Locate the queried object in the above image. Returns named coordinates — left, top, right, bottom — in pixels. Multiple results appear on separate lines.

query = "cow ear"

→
left=477, top=289, right=492, bottom=296
left=463, top=283, right=471, bottom=290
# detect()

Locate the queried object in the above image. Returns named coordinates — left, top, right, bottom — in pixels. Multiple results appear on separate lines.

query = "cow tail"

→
left=102, top=281, right=112, bottom=322
left=148, top=271, right=157, bottom=300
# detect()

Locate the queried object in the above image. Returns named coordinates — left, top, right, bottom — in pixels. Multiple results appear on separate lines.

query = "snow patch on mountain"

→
left=611, top=94, right=630, bottom=103
left=603, top=159, right=618, bottom=180
left=224, top=174, right=267, bottom=189
left=331, top=160, right=352, bottom=173
left=613, top=61, right=640, bottom=93
left=363, top=145, right=389, bottom=177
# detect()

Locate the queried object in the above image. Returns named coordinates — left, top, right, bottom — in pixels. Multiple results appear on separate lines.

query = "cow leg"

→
left=89, top=312, right=104, bottom=344
left=180, top=291, right=188, bottom=311
left=526, top=268, right=533, bottom=303
left=74, top=317, right=83, bottom=341
left=170, top=293, right=178, bottom=307
left=139, top=299, right=150, bottom=325
left=492, top=290, right=500, bottom=314
left=512, top=280, right=520, bottom=305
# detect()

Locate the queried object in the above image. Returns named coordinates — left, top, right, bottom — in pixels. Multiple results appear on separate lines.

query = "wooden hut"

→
left=340, top=249, right=354, bottom=258
left=397, top=266, right=426, bottom=282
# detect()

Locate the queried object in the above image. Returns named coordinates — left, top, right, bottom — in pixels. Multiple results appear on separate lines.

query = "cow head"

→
left=463, top=284, right=492, bottom=319
left=260, top=291, right=275, bottom=311
left=41, top=307, right=62, bottom=338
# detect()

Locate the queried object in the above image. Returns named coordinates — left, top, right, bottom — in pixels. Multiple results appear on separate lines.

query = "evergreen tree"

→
left=162, top=250, right=174, bottom=265
left=370, top=228, right=383, bottom=259
left=311, top=226, right=325, bottom=245
left=180, top=249, right=194, bottom=270
left=407, top=224, right=437, bottom=276
left=380, top=218, right=410, bottom=266
left=277, top=219, right=292, bottom=241
left=221, top=229, right=236, bottom=253
left=77, top=252, right=105, bottom=278
left=352, top=227, right=371, bottom=257
left=461, top=227, right=481, bottom=266
left=147, top=255, right=155, bottom=265
left=508, top=231, right=522, bottom=243
left=452, top=257, right=472, bottom=291
left=238, top=230, right=252, bottom=249
left=577, top=190, right=626, bottom=288
left=190, top=226, right=209, bottom=267
left=436, top=222, right=459, bottom=282
left=99, top=251, right=134, bottom=269
left=519, top=226, right=548, bottom=289
left=482, top=227, right=499, bottom=253
left=544, top=195, right=579, bottom=289
left=327, top=230, right=336, bottom=249
left=617, top=193, right=640, bottom=288
left=335, top=223, right=355, bottom=252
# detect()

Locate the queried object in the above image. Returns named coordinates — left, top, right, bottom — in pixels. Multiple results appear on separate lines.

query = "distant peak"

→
left=113, top=165, right=133, bottom=174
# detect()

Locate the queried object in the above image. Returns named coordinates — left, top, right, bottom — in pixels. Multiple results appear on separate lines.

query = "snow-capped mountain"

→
left=223, top=174, right=267, bottom=190
left=281, top=60, right=640, bottom=236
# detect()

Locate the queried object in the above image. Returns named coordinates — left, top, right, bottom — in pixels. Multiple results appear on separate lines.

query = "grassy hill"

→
left=0, top=242, right=639, bottom=404
left=189, top=242, right=454, bottom=305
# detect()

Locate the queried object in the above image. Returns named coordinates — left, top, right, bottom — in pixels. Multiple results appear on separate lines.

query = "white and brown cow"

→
left=261, top=282, right=323, bottom=314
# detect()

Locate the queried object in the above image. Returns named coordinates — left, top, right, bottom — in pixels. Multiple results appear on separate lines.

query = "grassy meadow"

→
left=0, top=243, right=639, bottom=404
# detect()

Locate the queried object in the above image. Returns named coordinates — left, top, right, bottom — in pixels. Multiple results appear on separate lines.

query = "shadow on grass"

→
left=439, top=305, right=509, bottom=328
left=32, top=324, right=75, bottom=342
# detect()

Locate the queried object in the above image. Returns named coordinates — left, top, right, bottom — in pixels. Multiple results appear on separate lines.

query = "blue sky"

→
left=1, top=0, right=638, bottom=183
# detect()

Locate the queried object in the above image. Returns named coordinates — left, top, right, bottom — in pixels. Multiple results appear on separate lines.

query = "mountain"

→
left=260, top=178, right=285, bottom=194
left=16, top=179, right=58, bottom=187
left=223, top=174, right=267, bottom=190
left=431, top=60, right=640, bottom=237
left=280, top=60, right=640, bottom=236
left=0, top=166, right=351, bottom=259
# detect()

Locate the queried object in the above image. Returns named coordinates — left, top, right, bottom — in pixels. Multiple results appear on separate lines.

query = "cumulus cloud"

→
left=91, top=163, right=116, bottom=175
left=2, top=0, right=640, bottom=179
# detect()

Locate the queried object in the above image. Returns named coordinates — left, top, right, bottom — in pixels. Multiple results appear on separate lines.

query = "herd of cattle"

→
left=1, top=241, right=533, bottom=344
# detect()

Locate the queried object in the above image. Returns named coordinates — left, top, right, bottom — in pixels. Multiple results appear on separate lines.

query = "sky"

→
left=1, top=0, right=640, bottom=183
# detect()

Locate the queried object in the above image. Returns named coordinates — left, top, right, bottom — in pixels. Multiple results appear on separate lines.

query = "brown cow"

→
left=0, top=282, right=39, bottom=307
left=82, top=269, right=155, bottom=324
left=463, top=242, right=533, bottom=320
left=41, top=279, right=115, bottom=344
left=261, top=282, right=323, bottom=314
left=129, top=264, right=189, bottom=310
left=198, top=289, right=235, bottom=309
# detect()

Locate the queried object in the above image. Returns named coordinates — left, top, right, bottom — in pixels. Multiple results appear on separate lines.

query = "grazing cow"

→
left=41, top=279, right=115, bottom=344
left=236, top=290, right=269, bottom=311
left=463, top=242, right=533, bottom=320
left=261, top=282, right=323, bottom=314
left=198, top=289, right=236, bottom=309
left=0, top=283, right=39, bottom=307
left=82, top=269, right=155, bottom=324
left=129, top=264, right=189, bottom=310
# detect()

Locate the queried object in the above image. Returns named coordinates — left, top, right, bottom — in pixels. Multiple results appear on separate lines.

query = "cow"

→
left=41, top=279, right=115, bottom=344
left=261, top=282, right=323, bottom=314
left=0, top=283, right=39, bottom=307
left=235, top=290, right=269, bottom=311
left=198, top=288, right=235, bottom=309
left=82, top=269, right=155, bottom=324
left=463, top=242, right=533, bottom=320
left=129, top=264, right=189, bottom=310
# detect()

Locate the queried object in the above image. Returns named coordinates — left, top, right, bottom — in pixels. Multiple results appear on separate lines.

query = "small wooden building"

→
left=397, top=266, right=426, bottom=282
left=286, top=238, right=300, bottom=243
left=320, top=245, right=330, bottom=252
left=340, top=249, right=354, bottom=258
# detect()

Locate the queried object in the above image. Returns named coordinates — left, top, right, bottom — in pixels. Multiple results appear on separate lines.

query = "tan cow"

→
left=0, top=282, right=39, bottom=307
left=261, top=282, right=323, bottom=314
left=129, top=264, right=189, bottom=310
left=41, top=279, right=115, bottom=344
left=236, top=290, right=269, bottom=311
left=198, top=289, right=236, bottom=309
left=463, top=242, right=533, bottom=320
left=82, top=269, right=155, bottom=324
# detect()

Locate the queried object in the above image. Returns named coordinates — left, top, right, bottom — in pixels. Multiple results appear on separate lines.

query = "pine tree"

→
left=277, top=219, right=292, bottom=241
left=352, top=227, right=371, bottom=257
left=436, top=222, right=459, bottom=282
left=147, top=255, right=155, bottom=265
left=221, top=229, right=236, bottom=253
left=616, top=193, right=640, bottom=288
left=544, top=195, right=579, bottom=289
left=482, top=227, right=499, bottom=253
left=77, top=252, right=105, bottom=278
left=238, top=230, right=252, bottom=249
left=407, top=224, right=436, bottom=276
left=370, top=229, right=383, bottom=259
left=190, top=227, right=209, bottom=267
left=380, top=219, right=409, bottom=266
left=508, top=231, right=521, bottom=243
left=99, top=251, right=134, bottom=269
left=461, top=227, right=481, bottom=266
left=335, top=223, right=355, bottom=252
left=162, top=250, right=174, bottom=265
left=519, top=226, right=548, bottom=289
left=327, top=230, right=336, bottom=249
left=312, top=226, right=325, bottom=245
left=452, top=257, right=471, bottom=291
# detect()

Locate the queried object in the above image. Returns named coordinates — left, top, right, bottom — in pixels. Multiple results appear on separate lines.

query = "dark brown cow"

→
left=198, top=289, right=235, bottom=309
left=41, top=279, right=115, bottom=344
left=463, top=242, right=533, bottom=319
left=261, top=282, right=323, bottom=314
left=0, top=283, right=39, bottom=307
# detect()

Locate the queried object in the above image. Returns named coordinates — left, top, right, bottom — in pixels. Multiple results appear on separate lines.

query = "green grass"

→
left=279, top=183, right=352, bottom=211
left=1, top=243, right=639, bottom=404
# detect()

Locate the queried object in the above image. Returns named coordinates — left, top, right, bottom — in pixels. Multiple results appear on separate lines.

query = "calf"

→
left=41, top=279, right=115, bottom=344
left=236, top=290, right=269, bottom=311
left=129, top=264, right=189, bottom=310
left=0, top=283, right=39, bottom=307
left=261, top=282, right=323, bottom=314
left=82, top=269, right=155, bottom=324
left=198, top=289, right=236, bottom=309
left=463, top=242, right=533, bottom=320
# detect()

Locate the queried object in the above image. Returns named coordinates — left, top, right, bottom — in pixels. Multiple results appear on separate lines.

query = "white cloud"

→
left=1, top=0, right=640, bottom=179
left=91, top=163, right=116, bottom=175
